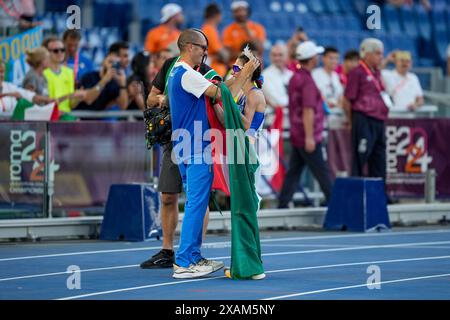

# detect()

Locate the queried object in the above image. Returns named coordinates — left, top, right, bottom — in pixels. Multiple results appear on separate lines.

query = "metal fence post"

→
left=43, top=122, right=53, bottom=218
left=425, top=169, right=436, bottom=203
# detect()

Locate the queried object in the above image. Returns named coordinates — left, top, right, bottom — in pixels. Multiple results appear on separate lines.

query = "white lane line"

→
left=0, top=264, right=138, bottom=282
left=3, top=240, right=450, bottom=282
left=56, top=255, right=450, bottom=300
left=209, top=240, right=450, bottom=260
left=402, top=245, right=450, bottom=249
left=262, top=273, right=450, bottom=300
left=1, top=229, right=449, bottom=262
left=57, top=275, right=227, bottom=300
left=264, top=255, right=450, bottom=274
left=262, top=244, right=357, bottom=248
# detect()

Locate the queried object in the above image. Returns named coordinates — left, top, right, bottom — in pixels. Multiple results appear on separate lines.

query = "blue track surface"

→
left=1, top=227, right=450, bottom=300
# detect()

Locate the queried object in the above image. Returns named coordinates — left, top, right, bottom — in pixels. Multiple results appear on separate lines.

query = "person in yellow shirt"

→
left=202, top=3, right=229, bottom=77
left=144, top=3, right=184, bottom=55
left=222, top=1, right=266, bottom=66
left=43, top=37, right=85, bottom=113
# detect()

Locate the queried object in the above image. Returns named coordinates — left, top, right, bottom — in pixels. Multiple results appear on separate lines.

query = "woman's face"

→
left=40, top=54, right=50, bottom=69
left=231, top=58, right=245, bottom=77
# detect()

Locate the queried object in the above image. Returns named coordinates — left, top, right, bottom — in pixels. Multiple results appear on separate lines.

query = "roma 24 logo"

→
left=9, top=130, right=59, bottom=194
left=386, top=126, right=433, bottom=174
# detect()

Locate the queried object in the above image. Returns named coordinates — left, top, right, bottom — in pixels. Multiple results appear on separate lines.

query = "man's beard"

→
left=235, top=16, right=247, bottom=23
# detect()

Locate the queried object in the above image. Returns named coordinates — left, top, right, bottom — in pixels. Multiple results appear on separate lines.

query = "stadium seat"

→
left=296, top=13, right=316, bottom=32
left=415, top=5, right=432, bottom=42
left=431, top=6, right=448, bottom=35
left=329, top=15, right=346, bottom=31
left=344, top=14, right=362, bottom=31
left=351, top=0, right=368, bottom=16
left=433, top=30, right=449, bottom=62
left=305, top=0, right=325, bottom=14
left=383, top=4, right=403, bottom=35
left=400, top=6, right=419, bottom=38
left=323, top=0, right=341, bottom=13
left=317, top=15, right=334, bottom=31
left=45, top=0, right=82, bottom=12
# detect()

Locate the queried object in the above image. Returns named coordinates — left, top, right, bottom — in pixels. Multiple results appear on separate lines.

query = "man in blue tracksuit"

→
left=167, top=29, right=224, bottom=279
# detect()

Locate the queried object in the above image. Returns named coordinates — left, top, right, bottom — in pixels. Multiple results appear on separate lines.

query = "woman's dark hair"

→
left=237, top=53, right=263, bottom=89
left=130, top=51, right=151, bottom=97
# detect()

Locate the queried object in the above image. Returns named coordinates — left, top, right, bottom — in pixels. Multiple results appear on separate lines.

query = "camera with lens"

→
left=143, top=96, right=172, bottom=149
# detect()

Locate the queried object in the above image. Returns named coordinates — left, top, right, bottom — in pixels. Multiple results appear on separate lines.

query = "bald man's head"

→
left=177, top=29, right=207, bottom=53
left=177, top=29, right=208, bottom=66
left=270, top=44, right=288, bottom=69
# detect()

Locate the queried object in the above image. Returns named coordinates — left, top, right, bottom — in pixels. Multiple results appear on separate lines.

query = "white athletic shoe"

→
left=224, top=267, right=266, bottom=280
left=172, top=263, right=214, bottom=279
left=197, top=258, right=224, bottom=272
left=251, top=273, right=266, bottom=280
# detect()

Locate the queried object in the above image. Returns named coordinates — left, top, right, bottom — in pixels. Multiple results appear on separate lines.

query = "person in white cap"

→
left=144, top=3, right=184, bottom=54
left=222, top=1, right=266, bottom=65
left=278, top=41, right=333, bottom=209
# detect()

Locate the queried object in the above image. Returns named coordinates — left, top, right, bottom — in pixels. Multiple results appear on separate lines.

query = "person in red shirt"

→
left=344, top=38, right=391, bottom=188
left=335, top=50, right=360, bottom=87
left=222, top=1, right=266, bottom=65
left=278, top=41, right=333, bottom=208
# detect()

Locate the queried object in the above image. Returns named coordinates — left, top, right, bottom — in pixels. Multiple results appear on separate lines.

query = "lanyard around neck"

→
left=359, top=60, right=383, bottom=92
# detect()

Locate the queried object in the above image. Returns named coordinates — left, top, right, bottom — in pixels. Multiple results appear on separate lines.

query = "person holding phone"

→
left=75, top=53, right=128, bottom=111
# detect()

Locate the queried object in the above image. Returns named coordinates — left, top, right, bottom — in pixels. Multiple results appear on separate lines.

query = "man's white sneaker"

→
left=197, top=258, right=224, bottom=272
left=172, top=263, right=214, bottom=279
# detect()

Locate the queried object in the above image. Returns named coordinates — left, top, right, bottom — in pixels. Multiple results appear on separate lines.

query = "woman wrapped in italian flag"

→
left=206, top=46, right=266, bottom=280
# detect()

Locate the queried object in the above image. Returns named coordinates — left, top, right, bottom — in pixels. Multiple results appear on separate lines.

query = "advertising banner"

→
left=327, top=119, right=450, bottom=198
left=0, top=122, right=47, bottom=217
left=0, top=26, right=43, bottom=85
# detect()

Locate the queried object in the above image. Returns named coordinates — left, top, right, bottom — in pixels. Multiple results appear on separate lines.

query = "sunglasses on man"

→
left=50, top=48, right=65, bottom=54
left=188, top=42, right=208, bottom=51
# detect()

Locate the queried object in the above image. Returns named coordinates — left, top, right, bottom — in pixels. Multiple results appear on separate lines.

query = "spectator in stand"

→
left=23, top=47, right=49, bottom=96
left=126, top=75, right=145, bottom=111
left=202, top=3, right=229, bottom=77
left=278, top=41, right=332, bottom=208
left=75, top=53, right=128, bottom=111
left=127, top=51, right=153, bottom=110
left=287, top=26, right=309, bottom=72
left=109, top=41, right=131, bottom=76
left=262, top=44, right=293, bottom=109
left=312, top=47, right=343, bottom=109
left=144, top=3, right=184, bottom=55
left=343, top=38, right=394, bottom=202
left=222, top=1, right=266, bottom=65
left=0, top=59, right=52, bottom=119
left=153, top=48, right=174, bottom=72
left=335, top=50, right=360, bottom=87
left=0, top=0, right=41, bottom=31
left=43, top=36, right=85, bottom=113
left=63, top=29, right=94, bottom=84
left=382, top=51, right=423, bottom=111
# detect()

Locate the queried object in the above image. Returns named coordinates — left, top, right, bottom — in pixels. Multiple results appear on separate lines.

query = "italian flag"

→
left=11, top=98, right=59, bottom=121
left=206, top=83, right=264, bottom=279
